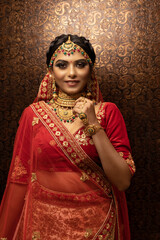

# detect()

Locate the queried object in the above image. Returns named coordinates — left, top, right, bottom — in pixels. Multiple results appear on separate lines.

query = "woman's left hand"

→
left=73, top=97, right=99, bottom=125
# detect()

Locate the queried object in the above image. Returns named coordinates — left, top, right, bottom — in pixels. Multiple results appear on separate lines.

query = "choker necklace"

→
left=47, top=90, right=85, bottom=123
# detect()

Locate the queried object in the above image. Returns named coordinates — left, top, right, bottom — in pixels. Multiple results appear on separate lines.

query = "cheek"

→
left=78, top=68, right=91, bottom=79
left=53, top=69, right=65, bottom=80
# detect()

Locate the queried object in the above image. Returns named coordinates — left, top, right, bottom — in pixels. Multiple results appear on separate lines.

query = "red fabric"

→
left=0, top=73, right=135, bottom=239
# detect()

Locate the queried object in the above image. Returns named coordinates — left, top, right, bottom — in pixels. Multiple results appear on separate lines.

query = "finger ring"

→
left=81, top=97, right=87, bottom=103
left=78, top=112, right=88, bottom=125
left=79, top=112, right=87, bottom=120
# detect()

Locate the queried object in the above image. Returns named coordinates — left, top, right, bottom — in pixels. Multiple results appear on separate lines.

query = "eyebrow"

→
left=55, top=59, right=88, bottom=64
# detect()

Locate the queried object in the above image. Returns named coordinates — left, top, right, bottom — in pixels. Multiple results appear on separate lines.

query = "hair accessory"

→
left=48, top=36, right=93, bottom=70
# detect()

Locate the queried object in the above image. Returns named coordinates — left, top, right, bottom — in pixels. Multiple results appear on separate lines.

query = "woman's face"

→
left=52, top=51, right=91, bottom=96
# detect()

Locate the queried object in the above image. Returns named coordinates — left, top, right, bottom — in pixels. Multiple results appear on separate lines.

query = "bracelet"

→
left=1, top=238, right=7, bottom=240
left=84, top=124, right=103, bottom=136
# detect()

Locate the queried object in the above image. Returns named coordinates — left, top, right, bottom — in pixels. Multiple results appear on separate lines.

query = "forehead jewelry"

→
left=48, top=36, right=93, bottom=69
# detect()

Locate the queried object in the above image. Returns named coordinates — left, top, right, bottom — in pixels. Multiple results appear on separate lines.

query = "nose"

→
left=67, top=64, right=77, bottom=79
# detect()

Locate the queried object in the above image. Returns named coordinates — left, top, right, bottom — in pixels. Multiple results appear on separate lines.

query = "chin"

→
left=63, top=88, right=84, bottom=96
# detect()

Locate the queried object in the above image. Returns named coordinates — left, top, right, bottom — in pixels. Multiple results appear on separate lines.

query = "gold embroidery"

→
left=102, top=229, right=107, bottom=234
left=42, top=87, right=47, bottom=92
left=41, top=111, right=45, bottom=115
left=67, top=147, right=72, bottom=152
left=49, top=140, right=56, bottom=146
left=119, top=151, right=124, bottom=157
left=43, top=114, right=48, bottom=119
left=119, top=152, right=136, bottom=173
left=84, top=229, right=92, bottom=238
left=32, top=231, right=40, bottom=239
left=31, top=173, right=37, bottom=182
left=75, top=130, right=89, bottom=146
left=55, top=131, right=61, bottom=136
left=11, top=155, right=27, bottom=180
left=46, top=119, right=51, bottom=123
left=75, top=158, right=80, bottom=163
left=126, top=153, right=136, bottom=172
left=96, top=102, right=106, bottom=124
left=49, top=123, right=54, bottom=127
left=59, top=136, right=65, bottom=141
left=71, top=152, right=76, bottom=158
left=98, top=235, right=103, bottom=240
left=32, top=117, right=39, bottom=126
left=63, top=141, right=68, bottom=147
left=80, top=172, right=89, bottom=182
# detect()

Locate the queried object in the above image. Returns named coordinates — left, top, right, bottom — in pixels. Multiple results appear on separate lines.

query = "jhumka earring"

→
left=52, top=79, right=57, bottom=99
left=86, top=79, right=92, bottom=98
left=86, top=67, right=96, bottom=99
left=49, top=73, right=57, bottom=99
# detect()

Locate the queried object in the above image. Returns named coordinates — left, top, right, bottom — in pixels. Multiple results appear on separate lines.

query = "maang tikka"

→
left=48, top=36, right=93, bottom=70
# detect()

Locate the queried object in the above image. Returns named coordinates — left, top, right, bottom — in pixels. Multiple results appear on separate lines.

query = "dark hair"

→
left=46, top=34, right=96, bottom=67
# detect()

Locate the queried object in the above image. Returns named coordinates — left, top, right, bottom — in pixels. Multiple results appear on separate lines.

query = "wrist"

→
left=84, top=124, right=103, bottom=136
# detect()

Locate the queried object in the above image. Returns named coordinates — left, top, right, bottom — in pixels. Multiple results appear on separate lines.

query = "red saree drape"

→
left=0, top=74, right=135, bottom=240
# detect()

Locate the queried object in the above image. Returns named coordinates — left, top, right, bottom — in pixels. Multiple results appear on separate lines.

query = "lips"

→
left=65, top=80, right=80, bottom=86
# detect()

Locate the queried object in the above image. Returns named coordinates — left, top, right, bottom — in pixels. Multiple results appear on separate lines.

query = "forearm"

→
left=0, top=183, right=27, bottom=239
left=92, top=127, right=131, bottom=191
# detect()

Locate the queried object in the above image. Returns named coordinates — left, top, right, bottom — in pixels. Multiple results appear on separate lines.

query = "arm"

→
left=91, top=126, right=131, bottom=191
left=74, top=98, right=134, bottom=191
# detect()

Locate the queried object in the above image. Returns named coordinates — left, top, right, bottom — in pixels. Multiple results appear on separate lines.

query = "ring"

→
left=78, top=112, right=87, bottom=120
left=78, top=112, right=88, bottom=126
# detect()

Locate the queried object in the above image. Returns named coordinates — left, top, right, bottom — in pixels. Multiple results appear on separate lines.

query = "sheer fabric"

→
left=0, top=74, right=135, bottom=240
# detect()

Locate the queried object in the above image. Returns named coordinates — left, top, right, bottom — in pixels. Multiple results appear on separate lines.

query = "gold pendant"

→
left=57, top=107, right=75, bottom=121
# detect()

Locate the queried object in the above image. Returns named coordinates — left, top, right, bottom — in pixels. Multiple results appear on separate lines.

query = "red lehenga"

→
left=0, top=74, right=135, bottom=240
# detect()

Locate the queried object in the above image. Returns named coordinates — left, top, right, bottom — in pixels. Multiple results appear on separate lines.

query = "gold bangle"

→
left=84, top=124, right=103, bottom=136
left=1, top=238, right=8, bottom=240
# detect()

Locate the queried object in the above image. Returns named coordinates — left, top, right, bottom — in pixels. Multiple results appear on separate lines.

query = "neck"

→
left=55, top=89, right=85, bottom=107
left=58, top=89, right=84, bottom=100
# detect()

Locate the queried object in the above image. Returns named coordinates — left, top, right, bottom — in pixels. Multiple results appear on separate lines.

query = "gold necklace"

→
left=48, top=90, right=85, bottom=123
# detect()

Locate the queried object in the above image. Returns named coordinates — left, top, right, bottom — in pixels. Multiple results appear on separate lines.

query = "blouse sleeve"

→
left=104, top=102, right=136, bottom=175
left=8, top=106, right=34, bottom=184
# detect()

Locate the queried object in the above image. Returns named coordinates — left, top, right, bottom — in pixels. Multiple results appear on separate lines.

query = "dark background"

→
left=0, top=0, right=160, bottom=239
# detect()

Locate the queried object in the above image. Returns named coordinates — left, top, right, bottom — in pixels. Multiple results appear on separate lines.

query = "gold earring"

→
left=86, top=79, right=92, bottom=98
left=50, top=73, right=57, bottom=99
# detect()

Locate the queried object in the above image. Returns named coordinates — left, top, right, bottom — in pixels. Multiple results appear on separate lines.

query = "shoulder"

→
left=98, top=102, right=124, bottom=127
left=18, top=103, right=38, bottom=125
left=99, top=102, right=121, bottom=117
left=103, top=102, right=119, bottom=112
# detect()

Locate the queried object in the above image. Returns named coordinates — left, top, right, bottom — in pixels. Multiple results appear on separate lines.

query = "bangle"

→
left=84, top=124, right=103, bottom=136
left=1, top=238, right=7, bottom=240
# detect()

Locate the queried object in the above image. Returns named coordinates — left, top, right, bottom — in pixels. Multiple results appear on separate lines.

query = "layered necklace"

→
left=47, top=90, right=85, bottom=123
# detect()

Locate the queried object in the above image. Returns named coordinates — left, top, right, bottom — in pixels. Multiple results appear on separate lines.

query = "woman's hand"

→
left=73, top=97, right=99, bottom=125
